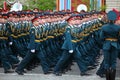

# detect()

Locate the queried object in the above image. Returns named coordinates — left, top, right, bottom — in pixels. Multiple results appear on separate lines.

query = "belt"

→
left=26, top=32, right=29, bottom=35
left=0, top=37, right=8, bottom=40
left=11, top=34, right=18, bottom=38
left=105, top=38, right=118, bottom=41
left=71, top=40, right=77, bottom=43
left=47, top=36, right=54, bottom=38
left=21, top=33, right=26, bottom=36
left=35, top=40, right=43, bottom=42
left=43, top=38, right=47, bottom=41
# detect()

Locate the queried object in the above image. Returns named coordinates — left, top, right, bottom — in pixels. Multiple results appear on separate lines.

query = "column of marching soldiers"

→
left=0, top=10, right=111, bottom=77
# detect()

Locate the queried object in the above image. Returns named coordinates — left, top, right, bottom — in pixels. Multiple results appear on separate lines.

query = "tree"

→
left=0, top=0, right=56, bottom=10
left=22, top=0, right=56, bottom=10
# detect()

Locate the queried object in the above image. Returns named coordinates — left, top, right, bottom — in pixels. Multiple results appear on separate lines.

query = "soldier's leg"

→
left=5, top=46, right=20, bottom=67
left=54, top=50, right=72, bottom=75
left=96, top=60, right=105, bottom=77
left=103, top=50, right=110, bottom=80
left=0, top=48, right=14, bottom=73
left=15, top=51, right=35, bottom=75
left=74, top=49, right=88, bottom=76
left=37, top=50, right=50, bottom=74
left=61, top=55, right=73, bottom=73
left=110, top=48, right=118, bottom=80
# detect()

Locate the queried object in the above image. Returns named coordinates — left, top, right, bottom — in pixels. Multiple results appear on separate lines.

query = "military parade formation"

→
left=0, top=8, right=120, bottom=80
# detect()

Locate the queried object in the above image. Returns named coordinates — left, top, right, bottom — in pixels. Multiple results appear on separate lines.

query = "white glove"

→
left=98, top=18, right=102, bottom=20
left=9, top=42, right=13, bottom=45
left=69, top=50, right=73, bottom=53
left=31, top=49, right=35, bottom=53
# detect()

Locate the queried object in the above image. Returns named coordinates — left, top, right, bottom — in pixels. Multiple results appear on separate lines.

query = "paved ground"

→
left=0, top=56, right=120, bottom=80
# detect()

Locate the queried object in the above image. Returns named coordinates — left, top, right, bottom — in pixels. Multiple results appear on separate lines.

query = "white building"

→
left=106, top=0, right=120, bottom=12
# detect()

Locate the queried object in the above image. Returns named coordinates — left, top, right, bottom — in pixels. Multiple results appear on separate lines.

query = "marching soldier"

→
left=15, top=17, right=51, bottom=75
left=0, top=13, right=14, bottom=73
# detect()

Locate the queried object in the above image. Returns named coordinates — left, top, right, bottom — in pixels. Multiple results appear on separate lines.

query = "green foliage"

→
left=100, top=5, right=106, bottom=11
left=0, top=0, right=56, bottom=10
left=0, top=0, right=4, bottom=9
left=24, top=0, right=56, bottom=10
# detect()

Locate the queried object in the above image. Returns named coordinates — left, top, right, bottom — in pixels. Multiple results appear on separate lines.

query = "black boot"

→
left=105, top=69, right=110, bottom=80
left=110, top=69, right=116, bottom=80
left=4, top=69, right=14, bottom=73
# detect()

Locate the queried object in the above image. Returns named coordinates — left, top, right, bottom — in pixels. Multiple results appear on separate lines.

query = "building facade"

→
left=56, top=0, right=105, bottom=11
left=56, top=0, right=120, bottom=12
left=106, top=0, right=120, bottom=12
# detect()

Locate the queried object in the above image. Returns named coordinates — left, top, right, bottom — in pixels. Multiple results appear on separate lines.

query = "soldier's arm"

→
left=29, top=28, right=35, bottom=50
left=6, top=23, right=13, bottom=45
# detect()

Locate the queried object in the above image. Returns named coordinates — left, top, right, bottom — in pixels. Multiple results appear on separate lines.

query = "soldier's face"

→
left=33, top=19, right=40, bottom=26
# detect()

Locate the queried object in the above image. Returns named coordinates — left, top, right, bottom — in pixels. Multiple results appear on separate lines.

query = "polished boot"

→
left=15, top=70, right=24, bottom=75
left=105, top=69, right=110, bottom=80
left=53, top=72, right=62, bottom=76
left=80, top=72, right=91, bottom=76
left=4, top=69, right=14, bottom=73
left=110, top=69, right=116, bottom=80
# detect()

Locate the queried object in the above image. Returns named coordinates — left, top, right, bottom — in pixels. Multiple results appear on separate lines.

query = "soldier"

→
left=53, top=17, right=90, bottom=76
left=0, top=13, right=14, bottom=73
left=53, top=26, right=73, bottom=76
left=15, top=17, right=51, bottom=75
left=100, top=11, right=120, bottom=80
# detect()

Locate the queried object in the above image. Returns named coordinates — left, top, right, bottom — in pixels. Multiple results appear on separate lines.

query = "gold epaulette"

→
left=0, top=37, right=8, bottom=40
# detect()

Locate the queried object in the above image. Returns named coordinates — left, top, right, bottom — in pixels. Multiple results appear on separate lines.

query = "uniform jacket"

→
left=61, top=28, right=73, bottom=50
left=27, top=27, right=40, bottom=50
left=100, top=23, right=120, bottom=50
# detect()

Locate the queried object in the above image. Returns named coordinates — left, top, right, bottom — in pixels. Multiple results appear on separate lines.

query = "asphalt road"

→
left=0, top=56, right=120, bottom=80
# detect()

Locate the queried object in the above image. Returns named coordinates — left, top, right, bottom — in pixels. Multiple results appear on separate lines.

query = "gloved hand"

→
left=69, top=50, right=73, bottom=53
left=9, top=42, right=13, bottom=45
left=31, top=49, right=35, bottom=53
left=98, top=18, right=102, bottom=20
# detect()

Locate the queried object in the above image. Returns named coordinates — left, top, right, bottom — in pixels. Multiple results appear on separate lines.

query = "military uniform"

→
left=0, top=14, right=14, bottom=73
left=100, top=11, right=120, bottom=80
left=16, top=17, right=50, bottom=75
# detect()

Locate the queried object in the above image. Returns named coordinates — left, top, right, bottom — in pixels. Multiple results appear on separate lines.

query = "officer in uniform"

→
left=100, top=11, right=120, bottom=80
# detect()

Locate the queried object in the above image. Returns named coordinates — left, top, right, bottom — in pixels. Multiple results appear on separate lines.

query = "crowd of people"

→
left=0, top=9, right=120, bottom=80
